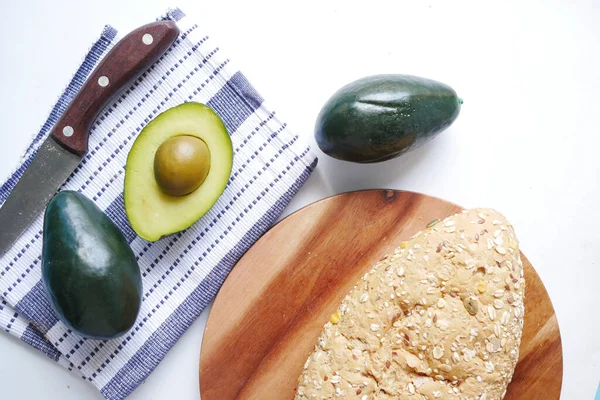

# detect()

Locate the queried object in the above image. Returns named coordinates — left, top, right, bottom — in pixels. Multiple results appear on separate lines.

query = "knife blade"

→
left=0, top=20, right=180, bottom=257
left=0, top=138, right=80, bottom=254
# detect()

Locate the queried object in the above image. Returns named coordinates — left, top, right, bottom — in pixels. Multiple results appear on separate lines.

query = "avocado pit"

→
left=154, top=135, right=211, bottom=197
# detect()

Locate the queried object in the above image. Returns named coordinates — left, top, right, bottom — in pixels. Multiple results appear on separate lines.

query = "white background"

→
left=0, top=0, right=598, bottom=398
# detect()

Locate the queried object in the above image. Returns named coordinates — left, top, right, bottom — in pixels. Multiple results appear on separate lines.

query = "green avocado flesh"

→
left=315, top=74, right=461, bottom=163
left=124, top=102, right=233, bottom=242
left=42, top=191, right=142, bottom=340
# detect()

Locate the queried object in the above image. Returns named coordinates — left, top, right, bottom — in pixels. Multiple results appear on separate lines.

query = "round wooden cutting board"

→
left=199, top=190, right=563, bottom=399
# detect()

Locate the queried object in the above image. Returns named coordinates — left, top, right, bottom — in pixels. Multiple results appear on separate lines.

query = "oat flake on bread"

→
left=295, top=208, right=525, bottom=400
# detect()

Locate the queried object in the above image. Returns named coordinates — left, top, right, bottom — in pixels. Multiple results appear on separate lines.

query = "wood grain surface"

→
left=199, top=190, right=562, bottom=399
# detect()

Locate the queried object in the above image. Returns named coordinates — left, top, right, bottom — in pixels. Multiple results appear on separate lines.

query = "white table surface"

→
left=0, top=0, right=598, bottom=398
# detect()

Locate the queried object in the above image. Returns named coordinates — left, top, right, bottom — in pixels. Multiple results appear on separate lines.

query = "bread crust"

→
left=295, top=209, right=525, bottom=400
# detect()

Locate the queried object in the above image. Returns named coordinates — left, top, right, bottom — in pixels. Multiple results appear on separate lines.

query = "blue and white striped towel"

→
left=0, top=8, right=317, bottom=399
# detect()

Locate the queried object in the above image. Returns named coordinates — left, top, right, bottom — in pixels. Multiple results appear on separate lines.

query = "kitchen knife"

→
left=0, top=20, right=180, bottom=257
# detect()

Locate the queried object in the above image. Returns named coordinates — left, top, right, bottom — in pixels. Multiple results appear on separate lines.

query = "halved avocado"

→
left=124, top=102, right=233, bottom=242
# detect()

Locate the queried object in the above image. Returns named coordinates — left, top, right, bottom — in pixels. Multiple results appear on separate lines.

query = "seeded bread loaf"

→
left=295, top=208, right=525, bottom=400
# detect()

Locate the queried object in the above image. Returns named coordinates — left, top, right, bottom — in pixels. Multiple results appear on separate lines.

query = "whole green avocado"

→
left=315, top=74, right=462, bottom=163
left=42, top=191, right=142, bottom=340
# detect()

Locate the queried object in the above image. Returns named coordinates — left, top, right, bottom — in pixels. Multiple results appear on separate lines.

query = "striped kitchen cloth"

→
left=0, top=7, right=317, bottom=400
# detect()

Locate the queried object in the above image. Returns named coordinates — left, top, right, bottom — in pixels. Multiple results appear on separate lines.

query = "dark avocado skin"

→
left=42, top=191, right=142, bottom=340
left=315, top=74, right=461, bottom=163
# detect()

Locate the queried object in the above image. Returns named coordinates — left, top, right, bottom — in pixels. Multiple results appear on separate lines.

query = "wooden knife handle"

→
left=50, top=20, right=180, bottom=156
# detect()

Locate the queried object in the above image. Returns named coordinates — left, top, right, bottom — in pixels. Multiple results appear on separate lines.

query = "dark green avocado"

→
left=315, top=74, right=462, bottom=163
left=42, top=191, right=142, bottom=340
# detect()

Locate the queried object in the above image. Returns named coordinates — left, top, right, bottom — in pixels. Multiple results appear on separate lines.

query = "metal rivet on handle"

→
left=98, top=76, right=109, bottom=87
left=142, top=34, right=154, bottom=45
left=63, top=126, right=74, bottom=137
